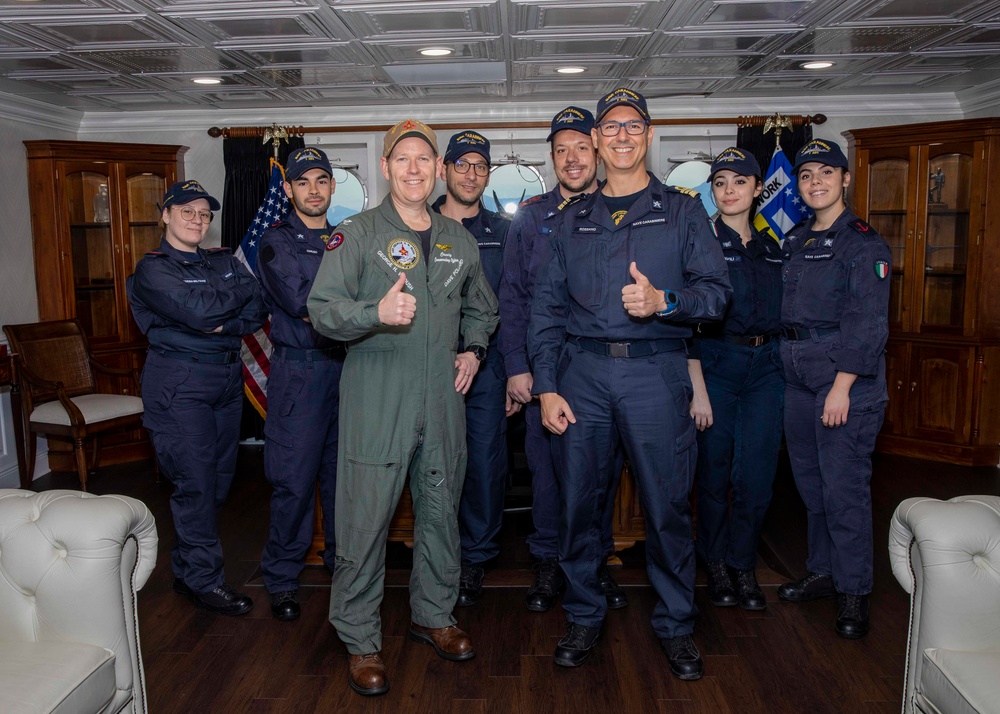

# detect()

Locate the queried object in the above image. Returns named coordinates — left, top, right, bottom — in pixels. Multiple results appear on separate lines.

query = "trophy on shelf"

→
left=928, top=167, right=946, bottom=208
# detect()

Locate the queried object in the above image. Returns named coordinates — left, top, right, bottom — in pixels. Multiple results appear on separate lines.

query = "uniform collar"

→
left=431, top=193, right=485, bottom=230
left=284, top=209, right=331, bottom=242
left=576, top=171, right=664, bottom=229
left=157, top=237, right=208, bottom=265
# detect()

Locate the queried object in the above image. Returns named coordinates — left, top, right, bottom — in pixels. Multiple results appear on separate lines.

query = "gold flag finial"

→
left=262, top=124, right=289, bottom=158
left=763, top=113, right=793, bottom=142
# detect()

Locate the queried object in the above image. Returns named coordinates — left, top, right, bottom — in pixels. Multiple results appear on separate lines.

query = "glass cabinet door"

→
left=866, top=153, right=911, bottom=330
left=920, top=144, right=973, bottom=332
left=65, top=168, right=119, bottom=340
left=124, top=169, right=167, bottom=271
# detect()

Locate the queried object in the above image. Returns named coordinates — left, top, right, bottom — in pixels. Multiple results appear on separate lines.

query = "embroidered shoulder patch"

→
left=874, top=260, right=889, bottom=279
left=326, top=233, right=344, bottom=251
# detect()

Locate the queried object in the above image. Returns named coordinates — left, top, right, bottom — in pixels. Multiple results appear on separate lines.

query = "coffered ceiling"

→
left=0, top=0, right=998, bottom=113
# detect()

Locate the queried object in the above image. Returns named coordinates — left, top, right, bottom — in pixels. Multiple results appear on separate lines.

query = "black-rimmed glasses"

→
left=452, top=158, right=490, bottom=177
left=596, top=120, right=650, bottom=137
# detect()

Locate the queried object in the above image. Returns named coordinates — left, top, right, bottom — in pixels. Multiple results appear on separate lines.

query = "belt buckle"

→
left=749, top=335, right=764, bottom=348
left=609, top=342, right=629, bottom=358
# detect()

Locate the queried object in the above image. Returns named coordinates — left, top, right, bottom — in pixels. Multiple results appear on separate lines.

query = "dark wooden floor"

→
left=33, top=448, right=1000, bottom=714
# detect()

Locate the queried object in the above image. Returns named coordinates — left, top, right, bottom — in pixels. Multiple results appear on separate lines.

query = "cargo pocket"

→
left=342, top=454, right=404, bottom=541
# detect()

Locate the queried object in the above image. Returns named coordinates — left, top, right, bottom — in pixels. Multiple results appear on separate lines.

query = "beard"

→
left=293, top=194, right=330, bottom=217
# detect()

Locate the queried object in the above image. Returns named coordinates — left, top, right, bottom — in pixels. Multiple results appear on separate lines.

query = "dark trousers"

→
left=695, top=339, right=784, bottom=570
left=459, top=351, right=508, bottom=565
left=556, top=343, right=697, bottom=638
left=781, top=336, right=886, bottom=595
left=142, top=351, right=243, bottom=594
left=524, top=400, right=618, bottom=561
left=261, top=352, right=343, bottom=591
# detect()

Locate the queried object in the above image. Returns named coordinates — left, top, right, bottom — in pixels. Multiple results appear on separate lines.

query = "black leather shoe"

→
left=777, top=573, right=836, bottom=602
left=835, top=594, right=870, bottom=639
left=735, top=569, right=766, bottom=611
left=526, top=558, right=565, bottom=612
left=660, top=634, right=704, bottom=681
left=597, top=563, right=628, bottom=610
left=457, top=564, right=484, bottom=607
left=270, top=589, right=300, bottom=621
left=191, top=584, right=254, bottom=616
left=706, top=560, right=737, bottom=607
left=173, top=577, right=193, bottom=596
left=553, top=622, right=601, bottom=667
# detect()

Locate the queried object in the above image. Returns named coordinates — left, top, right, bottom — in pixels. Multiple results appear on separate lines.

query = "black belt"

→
left=709, top=334, right=775, bottom=348
left=273, top=345, right=345, bottom=361
left=155, top=349, right=239, bottom=365
left=781, top=326, right=839, bottom=341
left=569, top=335, right=684, bottom=358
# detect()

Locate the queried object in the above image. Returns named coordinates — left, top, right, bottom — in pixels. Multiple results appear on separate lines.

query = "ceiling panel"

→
left=0, top=0, right=994, bottom=112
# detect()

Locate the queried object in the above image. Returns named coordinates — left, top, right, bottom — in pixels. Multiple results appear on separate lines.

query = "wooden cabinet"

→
left=847, top=119, right=1000, bottom=465
left=23, top=140, right=187, bottom=471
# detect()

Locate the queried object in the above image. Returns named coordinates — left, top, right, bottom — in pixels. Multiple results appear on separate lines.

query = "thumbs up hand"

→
left=621, top=261, right=667, bottom=318
left=378, top=272, right=417, bottom=325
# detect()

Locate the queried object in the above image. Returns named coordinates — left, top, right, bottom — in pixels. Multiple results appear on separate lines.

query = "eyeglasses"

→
left=451, top=158, right=490, bottom=177
left=596, top=119, right=650, bottom=137
left=174, top=206, right=214, bottom=223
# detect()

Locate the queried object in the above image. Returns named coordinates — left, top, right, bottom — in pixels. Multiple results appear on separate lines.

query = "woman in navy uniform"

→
left=127, top=180, right=267, bottom=616
left=775, top=140, right=891, bottom=639
left=688, top=148, right=784, bottom=611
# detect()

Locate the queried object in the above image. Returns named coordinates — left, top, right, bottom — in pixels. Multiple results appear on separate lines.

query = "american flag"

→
left=234, top=157, right=289, bottom=417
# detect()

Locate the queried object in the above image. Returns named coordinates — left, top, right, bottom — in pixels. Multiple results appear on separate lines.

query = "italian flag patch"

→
left=874, top=260, right=889, bottom=279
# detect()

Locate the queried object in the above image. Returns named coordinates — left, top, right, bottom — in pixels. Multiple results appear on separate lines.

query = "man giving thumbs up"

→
left=528, top=87, right=730, bottom=679
left=307, top=118, right=498, bottom=697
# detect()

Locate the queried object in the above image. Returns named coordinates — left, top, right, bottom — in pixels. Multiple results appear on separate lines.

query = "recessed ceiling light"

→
left=192, top=77, right=222, bottom=85
left=801, top=60, right=835, bottom=70
left=556, top=66, right=586, bottom=74
left=419, top=47, right=453, bottom=57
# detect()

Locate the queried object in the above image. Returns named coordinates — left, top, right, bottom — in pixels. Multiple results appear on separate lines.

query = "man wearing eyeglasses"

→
left=528, top=88, right=731, bottom=678
left=498, top=106, right=628, bottom=615
left=431, top=131, right=513, bottom=608
left=256, top=147, right=345, bottom=623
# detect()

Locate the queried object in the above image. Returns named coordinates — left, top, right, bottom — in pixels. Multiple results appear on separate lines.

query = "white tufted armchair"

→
left=888, top=495, right=1000, bottom=714
left=0, top=489, right=157, bottom=714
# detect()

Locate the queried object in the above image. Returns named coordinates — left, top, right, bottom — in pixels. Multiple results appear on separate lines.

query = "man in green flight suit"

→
left=307, top=118, right=499, bottom=697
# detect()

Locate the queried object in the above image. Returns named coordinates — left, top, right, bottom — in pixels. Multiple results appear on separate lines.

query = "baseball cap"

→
left=794, top=139, right=849, bottom=172
left=383, top=118, right=439, bottom=158
left=710, top=147, right=762, bottom=179
left=444, top=131, right=491, bottom=165
left=285, top=147, right=333, bottom=181
left=546, top=106, right=595, bottom=142
left=595, top=87, right=650, bottom=122
left=160, top=180, right=220, bottom=211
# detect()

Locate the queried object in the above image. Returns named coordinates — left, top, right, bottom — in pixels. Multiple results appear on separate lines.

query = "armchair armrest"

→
left=15, top=360, right=87, bottom=427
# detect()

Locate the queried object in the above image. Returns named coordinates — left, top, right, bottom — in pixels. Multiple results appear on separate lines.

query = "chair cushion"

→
left=30, top=394, right=143, bottom=426
left=918, top=647, right=1000, bottom=714
left=0, top=640, right=116, bottom=714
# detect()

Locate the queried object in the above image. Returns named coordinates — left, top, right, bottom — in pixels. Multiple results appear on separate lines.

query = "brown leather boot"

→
left=348, top=652, right=389, bottom=696
left=409, top=623, right=476, bottom=661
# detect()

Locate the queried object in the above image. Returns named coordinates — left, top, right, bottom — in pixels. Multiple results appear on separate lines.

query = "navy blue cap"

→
left=710, top=147, right=761, bottom=179
left=794, top=139, right=849, bottom=172
left=444, top=131, right=491, bottom=165
left=546, top=106, right=595, bottom=142
left=160, top=180, right=220, bottom=211
left=595, top=87, right=650, bottom=122
left=285, top=147, right=333, bottom=181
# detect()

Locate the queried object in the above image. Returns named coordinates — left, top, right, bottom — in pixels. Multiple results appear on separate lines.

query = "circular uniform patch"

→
left=325, top=232, right=344, bottom=251
left=388, top=238, right=420, bottom=269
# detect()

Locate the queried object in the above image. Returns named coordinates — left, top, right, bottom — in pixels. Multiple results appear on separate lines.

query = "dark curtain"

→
left=221, top=134, right=305, bottom=440
left=736, top=122, right=814, bottom=174
left=221, top=135, right=305, bottom=251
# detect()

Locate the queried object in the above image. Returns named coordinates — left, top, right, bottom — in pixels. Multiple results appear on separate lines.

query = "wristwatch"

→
left=655, top=290, right=680, bottom=317
left=466, top=345, right=487, bottom=362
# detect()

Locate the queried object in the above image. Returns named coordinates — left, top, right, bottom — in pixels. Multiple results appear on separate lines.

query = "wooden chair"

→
left=2, top=319, right=145, bottom=490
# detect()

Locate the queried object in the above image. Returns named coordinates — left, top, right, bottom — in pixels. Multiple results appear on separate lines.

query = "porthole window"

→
left=326, top=167, right=368, bottom=226
left=483, top=164, right=546, bottom=216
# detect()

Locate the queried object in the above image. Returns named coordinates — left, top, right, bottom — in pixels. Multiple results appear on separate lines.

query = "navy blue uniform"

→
left=498, top=188, right=620, bottom=561
left=693, top=219, right=784, bottom=571
left=529, top=175, right=731, bottom=637
left=780, top=209, right=890, bottom=596
left=128, top=239, right=266, bottom=594
left=432, top=196, right=510, bottom=565
left=257, top=210, right=345, bottom=591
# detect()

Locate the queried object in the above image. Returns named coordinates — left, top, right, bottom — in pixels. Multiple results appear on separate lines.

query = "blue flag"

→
left=754, top=146, right=812, bottom=243
left=234, top=158, right=290, bottom=417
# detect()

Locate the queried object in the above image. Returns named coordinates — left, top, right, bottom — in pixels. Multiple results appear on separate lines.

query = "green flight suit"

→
left=307, top=196, right=499, bottom=655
